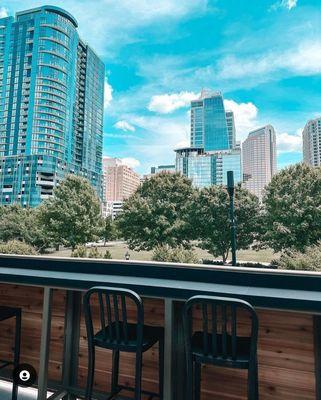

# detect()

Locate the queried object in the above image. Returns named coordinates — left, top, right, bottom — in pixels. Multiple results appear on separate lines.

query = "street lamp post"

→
left=227, top=171, right=237, bottom=266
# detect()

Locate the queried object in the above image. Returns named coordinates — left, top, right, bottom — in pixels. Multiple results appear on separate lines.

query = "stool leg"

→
left=248, top=356, right=259, bottom=400
left=186, top=354, right=193, bottom=400
left=134, top=351, right=143, bottom=400
left=85, top=345, right=95, bottom=400
left=159, top=338, right=164, bottom=399
left=12, top=311, right=21, bottom=400
left=111, top=350, right=119, bottom=395
left=194, top=362, right=201, bottom=400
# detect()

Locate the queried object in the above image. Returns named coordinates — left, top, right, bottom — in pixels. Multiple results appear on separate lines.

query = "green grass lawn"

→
left=48, top=241, right=277, bottom=264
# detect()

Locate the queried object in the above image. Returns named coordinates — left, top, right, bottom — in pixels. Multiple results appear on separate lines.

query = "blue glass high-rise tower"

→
left=177, top=89, right=241, bottom=188
left=190, top=90, right=232, bottom=151
left=0, top=6, right=104, bottom=206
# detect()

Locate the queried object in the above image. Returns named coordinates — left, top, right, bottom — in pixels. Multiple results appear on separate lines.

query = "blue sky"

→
left=1, top=0, right=320, bottom=174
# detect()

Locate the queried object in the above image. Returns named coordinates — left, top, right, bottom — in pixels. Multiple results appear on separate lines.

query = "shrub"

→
left=88, top=247, right=101, bottom=259
left=0, top=240, right=37, bottom=255
left=152, top=245, right=198, bottom=264
left=273, top=243, right=321, bottom=271
left=103, top=250, right=112, bottom=259
left=71, top=245, right=87, bottom=258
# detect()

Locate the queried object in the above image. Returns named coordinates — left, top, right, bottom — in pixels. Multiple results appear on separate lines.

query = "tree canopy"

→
left=39, top=175, right=102, bottom=249
left=262, top=163, right=321, bottom=252
left=187, top=185, right=260, bottom=262
left=0, top=205, right=50, bottom=252
left=117, top=173, right=194, bottom=250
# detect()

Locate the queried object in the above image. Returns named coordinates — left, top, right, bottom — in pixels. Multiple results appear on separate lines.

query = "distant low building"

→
left=104, top=200, right=124, bottom=220
left=151, top=164, right=176, bottom=175
left=176, top=147, right=242, bottom=188
left=242, top=125, right=277, bottom=200
left=303, top=117, right=321, bottom=167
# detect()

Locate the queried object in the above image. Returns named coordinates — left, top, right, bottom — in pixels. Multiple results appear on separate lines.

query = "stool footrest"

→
left=0, top=359, right=13, bottom=370
left=117, top=384, right=160, bottom=399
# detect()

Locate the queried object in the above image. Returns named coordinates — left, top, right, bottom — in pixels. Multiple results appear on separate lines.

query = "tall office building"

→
left=102, top=157, right=140, bottom=218
left=103, top=157, right=140, bottom=202
left=190, top=90, right=231, bottom=151
left=225, top=110, right=236, bottom=150
left=303, top=117, right=321, bottom=166
left=242, top=125, right=277, bottom=200
left=176, top=90, right=241, bottom=188
left=0, top=6, right=104, bottom=206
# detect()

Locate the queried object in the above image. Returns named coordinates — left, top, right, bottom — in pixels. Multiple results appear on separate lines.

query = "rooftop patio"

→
left=0, top=254, right=319, bottom=399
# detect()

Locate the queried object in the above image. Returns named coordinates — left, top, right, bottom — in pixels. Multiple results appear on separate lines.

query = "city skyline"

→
left=1, top=0, right=320, bottom=175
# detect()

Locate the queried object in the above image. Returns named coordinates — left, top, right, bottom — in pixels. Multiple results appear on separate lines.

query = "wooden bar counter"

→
left=0, top=255, right=320, bottom=400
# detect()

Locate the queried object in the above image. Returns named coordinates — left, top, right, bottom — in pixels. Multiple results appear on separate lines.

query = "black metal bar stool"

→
left=183, top=295, right=259, bottom=400
left=83, top=286, right=164, bottom=400
left=0, top=306, right=21, bottom=400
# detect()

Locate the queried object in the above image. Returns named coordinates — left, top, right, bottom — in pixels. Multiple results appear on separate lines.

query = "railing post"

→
left=314, top=315, right=321, bottom=400
left=62, top=290, right=82, bottom=399
left=37, top=287, right=53, bottom=400
left=164, top=299, right=186, bottom=400
left=164, top=298, right=174, bottom=400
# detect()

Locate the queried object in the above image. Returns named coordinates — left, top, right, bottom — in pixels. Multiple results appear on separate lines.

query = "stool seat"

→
left=0, top=306, right=21, bottom=322
left=94, top=323, right=164, bottom=352
left=183, top=296, right=259, bottom=400
left=191, top=331, right=251, bottom=368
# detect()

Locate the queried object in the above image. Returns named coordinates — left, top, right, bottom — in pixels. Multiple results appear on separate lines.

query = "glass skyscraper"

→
left=190, top=90, right=231, bottom=151
left=177, top=90, right=241, bottom=188
left=225, top=110, right=236, bottom=150
left=0, top=6, right=104, bottom=206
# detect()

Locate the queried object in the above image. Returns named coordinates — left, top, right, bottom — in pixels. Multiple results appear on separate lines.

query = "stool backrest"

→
left=83, top=286, right=144, bottom=346
left=183, top=295, right=258, bottom=361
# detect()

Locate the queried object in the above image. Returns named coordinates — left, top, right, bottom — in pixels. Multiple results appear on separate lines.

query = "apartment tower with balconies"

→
left=0, top=6, right=104, bottom=206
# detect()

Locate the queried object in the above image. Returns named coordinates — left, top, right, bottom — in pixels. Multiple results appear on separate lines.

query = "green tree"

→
left=39, top=175, right=102, bottom=250
left=0, top=205, right=50, bottom=252
left=117, top=173, right=195, bottom=251
left=100, top=216, right=118, bottom=244
left=262, top=163, right=321, bottom=252
left=188, top=185, right=260, bottom=263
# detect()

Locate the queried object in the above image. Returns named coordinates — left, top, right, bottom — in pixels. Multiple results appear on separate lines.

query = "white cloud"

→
left=0, top=7, right=8, bottom=18
left=121, top=157, right=141, bottom=169
left=104, top=78, right=113, bottom=108
left=3, top=0, right=207, bottom=55
left=217, top=40, right=321, bottom=83
left=114, top=120, right=136, bottom=132
left=224, top=100, right=258, bottom=140
left=148, top=91, right=198, bottom=114
left=124, top=113, right=189, bottom=164
left=272, top=0, right=298, bottom=10
left=104, top=132, right=136, bottom=139
left=174, top=139, right=190, bottom=149
left=277, top=129, right=302, bottom=153
left=285, top=0, right=298, bottom=10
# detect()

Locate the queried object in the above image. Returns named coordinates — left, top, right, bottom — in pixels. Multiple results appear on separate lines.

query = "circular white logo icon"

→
left=19, top=370, right=30, bottom=382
